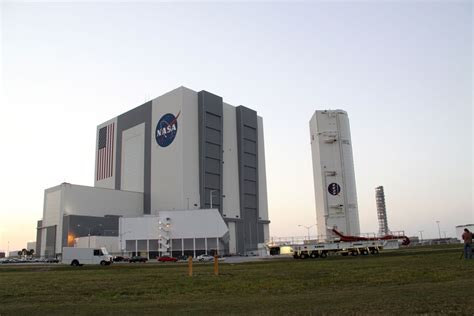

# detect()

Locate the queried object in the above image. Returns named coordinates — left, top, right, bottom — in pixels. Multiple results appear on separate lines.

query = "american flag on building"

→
left=97, top=122, right=115, bottom=181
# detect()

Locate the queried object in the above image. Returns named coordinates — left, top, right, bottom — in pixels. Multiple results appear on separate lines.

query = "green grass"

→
left=0, top=245, right=472, bottom=315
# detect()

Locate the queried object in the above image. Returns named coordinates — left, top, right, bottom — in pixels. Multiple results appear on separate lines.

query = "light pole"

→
left=436, top=221, right=441, bottom=239
left=210, top=190, right=217, bottom=209
left=298, top=224, right=315, bottom=241
left=78, top=224, right=102, bottom=248
left=119, top=231, right=131, bottom=256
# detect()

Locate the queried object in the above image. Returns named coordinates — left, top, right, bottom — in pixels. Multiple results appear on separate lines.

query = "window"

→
left=93, top=249, right=103, bottom=256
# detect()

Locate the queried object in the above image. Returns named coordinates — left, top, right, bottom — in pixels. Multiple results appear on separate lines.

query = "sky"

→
left=0, top=0, right=472, bottom=252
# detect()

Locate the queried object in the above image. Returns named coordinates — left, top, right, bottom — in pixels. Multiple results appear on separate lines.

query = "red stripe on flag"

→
left=110, top=123, right=114, bottom=177
left=96, top=122, right=115, bottom=181
left=106, top=124, right=111, bottom=178
left=105, top=124, right=109, bottom=179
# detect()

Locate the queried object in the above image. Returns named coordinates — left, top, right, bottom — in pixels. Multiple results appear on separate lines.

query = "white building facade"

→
left=310, top=110, right=361, bottom=239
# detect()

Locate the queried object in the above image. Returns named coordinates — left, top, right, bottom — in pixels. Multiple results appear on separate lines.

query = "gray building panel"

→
left=61, top=215, right=120, bottom=250
left=35, top=220, right=42, bottom=257
left=45, top=225, right=57, bottom=258
left=236, top=105, right=261, bottom=254
left=149, top=239, right=159, bottom=251
left=115, top=101, right=152, bottom=214
left=137, top=240, right=147, bottom=251
left=257, top=223, right=265, bottom=244
left=198, top=91, right=224, bottom=213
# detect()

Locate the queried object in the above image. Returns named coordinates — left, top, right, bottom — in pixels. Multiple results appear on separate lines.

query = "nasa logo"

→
left=328, top=183, right=341, bottom=195
left=155, top=111, right=181, bottom=147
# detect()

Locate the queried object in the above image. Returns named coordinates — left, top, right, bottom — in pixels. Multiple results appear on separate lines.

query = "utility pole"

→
left=436, top=221, right=441, bottom=239
left=298, top=224, right=315, bottom=241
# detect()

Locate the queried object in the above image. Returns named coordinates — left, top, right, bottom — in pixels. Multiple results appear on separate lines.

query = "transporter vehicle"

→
left=62, top=247, right=113, bottom=266
left=291, top=228, right=409, bottom=259
left=331, top=228, right=410, bottom=246
left=158, top=256, right=178, bottom=262
left=293, top=240, right=385, bottom=259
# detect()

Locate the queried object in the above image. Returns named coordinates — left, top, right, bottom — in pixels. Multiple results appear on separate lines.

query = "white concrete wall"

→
left=151, top=87, right=186, bottom=212
left=310, top=113, right=327, bottom=238
left=181, top=88, right=201, bottom=210
left=42, top=187, right=62, bottom=257
left=121, top=123, right=145, bottom=192
left=222, top=103, right=241, bottom=219
left=42, top=183, right=143, bottom=254
left=43, top=188, right=61, bottom=228
left=150, top=87, right=200, bottom=212
left=95, top=118, right=117, bottom=189
left=75, top=236, right=120, bottom=254
left=337, top=112, right=360, bottom=236
left=119, top=210, right=228, bottom=250
left=227, top=222, right=237, bottom=254
left=62, top=183, right=143, bottom=217
left=159, top=209, right=228, bottom=239
left=263, top=224, right=270, bottom=243
left=120, top=216, right=160, bottom=249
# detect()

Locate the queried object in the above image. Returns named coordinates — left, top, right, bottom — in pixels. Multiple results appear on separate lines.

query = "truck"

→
left=62, top=247, right=113, bottom=266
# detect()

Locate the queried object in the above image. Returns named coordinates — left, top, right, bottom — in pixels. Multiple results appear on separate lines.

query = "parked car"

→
left=129, top=256, right=148, bottom=263
left=196, top=254, right=214, bottom=262
left=176, top=255, right=188, bottom=261
left=113, top=256, right=129, bottom=262
left=158, top=256, right=178, bottom=262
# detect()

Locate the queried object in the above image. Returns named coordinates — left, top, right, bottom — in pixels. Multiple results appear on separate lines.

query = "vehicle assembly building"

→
left=36, top=86, right=270, bottom=258
left=310, top=110, right=360, bottom=239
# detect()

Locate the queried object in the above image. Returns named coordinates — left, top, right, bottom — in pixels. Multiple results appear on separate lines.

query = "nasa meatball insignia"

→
left=155, top=111, right=181, bottom=147
left=328, top=183, right=341, bottom=195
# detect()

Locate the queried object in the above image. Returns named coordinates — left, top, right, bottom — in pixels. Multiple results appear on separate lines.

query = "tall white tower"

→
left=375, top=186, right=390, bottom=236
left=310, top=110, right=360, bottom=239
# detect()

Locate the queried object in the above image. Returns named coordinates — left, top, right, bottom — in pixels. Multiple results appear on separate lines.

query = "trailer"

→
left=291, top=228, right=409, bottom=259
left=291, top=239, right=399, bottom=259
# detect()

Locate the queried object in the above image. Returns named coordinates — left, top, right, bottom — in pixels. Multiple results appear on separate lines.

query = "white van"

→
left=62, top=247, right=113, bottom=266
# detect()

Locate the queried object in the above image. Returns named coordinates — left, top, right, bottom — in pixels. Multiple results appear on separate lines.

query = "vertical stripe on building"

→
left=97, top=122, right=114, bottom=181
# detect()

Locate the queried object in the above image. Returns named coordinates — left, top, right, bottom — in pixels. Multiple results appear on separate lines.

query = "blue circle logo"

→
left=328, top=183, right=341, bottom=195
left=155, top=111, right=180, bottom=147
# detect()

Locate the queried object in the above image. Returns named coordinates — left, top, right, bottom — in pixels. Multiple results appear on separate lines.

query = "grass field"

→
left=0, top=245, right=472, bottom=315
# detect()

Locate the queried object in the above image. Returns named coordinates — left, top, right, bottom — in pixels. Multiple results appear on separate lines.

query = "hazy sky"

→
left=1, top=1, right=472, bottom=252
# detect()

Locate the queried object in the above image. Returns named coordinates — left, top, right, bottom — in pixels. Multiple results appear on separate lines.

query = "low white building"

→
left=36, top=182, right=143, bottom=258
left=120, top=209, right=229, bottom=258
